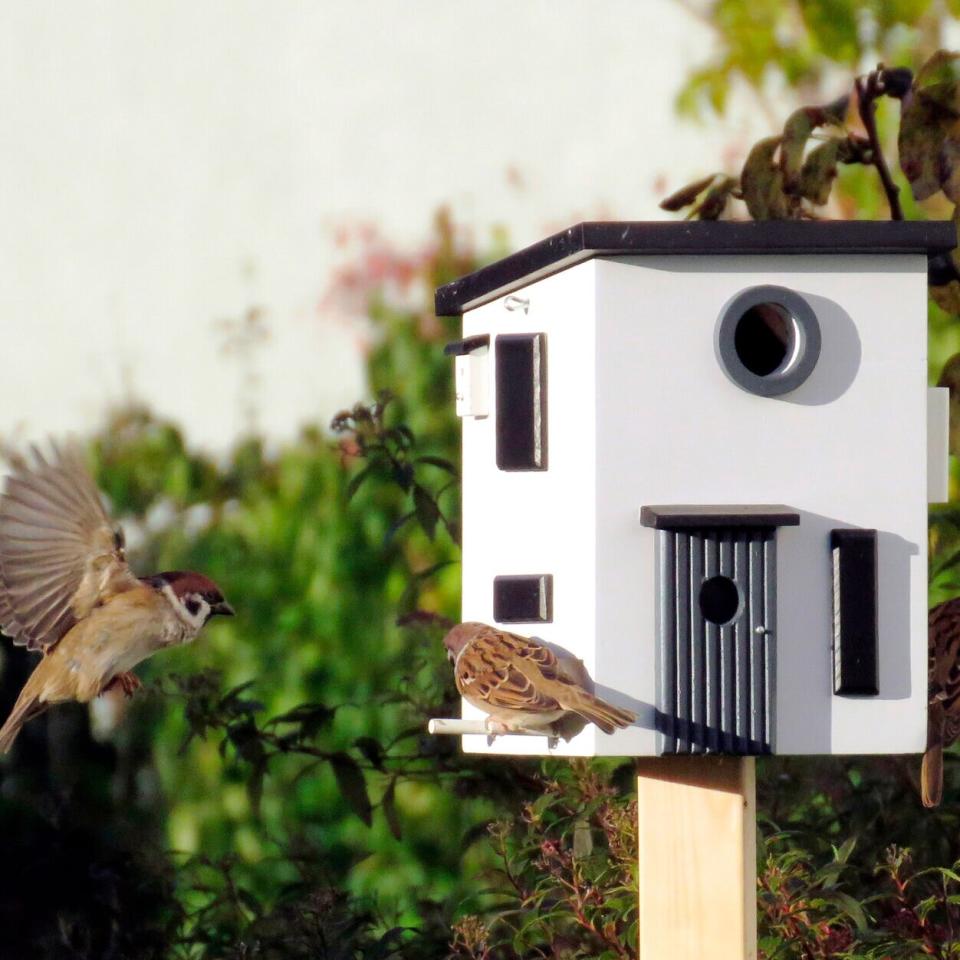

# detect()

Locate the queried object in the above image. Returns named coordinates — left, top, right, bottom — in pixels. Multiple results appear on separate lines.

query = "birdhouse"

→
left=435, top=220, right=956, bottom=758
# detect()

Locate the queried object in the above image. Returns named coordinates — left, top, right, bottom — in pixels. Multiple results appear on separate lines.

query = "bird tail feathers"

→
left=564, top=691, right=636, bottom=736
left=923, top=699, right=945, bottom=808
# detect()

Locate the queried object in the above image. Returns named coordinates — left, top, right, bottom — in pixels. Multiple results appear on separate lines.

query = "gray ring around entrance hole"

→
left=715, top=284, right=821, bottom=397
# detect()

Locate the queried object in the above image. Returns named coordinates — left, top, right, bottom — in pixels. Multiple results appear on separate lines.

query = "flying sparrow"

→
left=0, top=442, right=233, bottom=753
left=443, top=621, right=636, bottom=737
left=923, top=597, right=960, bottom=807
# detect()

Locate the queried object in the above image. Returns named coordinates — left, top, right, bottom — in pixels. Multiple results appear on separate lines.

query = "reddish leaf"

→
left=914, top=49, right=960, bottom=115
left=939, top=121, right=960, bottom=202
left=899, top=95, right=949, bottom=200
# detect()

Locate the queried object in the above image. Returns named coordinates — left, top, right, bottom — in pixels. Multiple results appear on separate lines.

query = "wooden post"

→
left=636, top=756, right=756, bottom=959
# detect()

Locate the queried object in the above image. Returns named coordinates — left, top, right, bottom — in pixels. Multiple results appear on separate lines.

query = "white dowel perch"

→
left=427, top=718, right=556, bottom=738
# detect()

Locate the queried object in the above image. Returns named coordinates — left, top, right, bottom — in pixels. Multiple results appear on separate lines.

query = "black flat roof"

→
left=435, top=220, right=957, bottom=316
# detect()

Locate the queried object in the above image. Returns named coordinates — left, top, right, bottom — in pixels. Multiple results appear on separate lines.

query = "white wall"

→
left=0, top=1, right=763, bottom=450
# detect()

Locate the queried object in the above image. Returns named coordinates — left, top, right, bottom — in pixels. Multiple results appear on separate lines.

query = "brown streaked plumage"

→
left=923, top=597, right=960, bottom=807
left=0, top=443, right=233, bottom=753
left=443, top=621, right=636, bottom=736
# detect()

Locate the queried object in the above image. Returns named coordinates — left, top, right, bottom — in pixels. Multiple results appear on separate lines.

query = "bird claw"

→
left=101, top=672, right=142, bottom=699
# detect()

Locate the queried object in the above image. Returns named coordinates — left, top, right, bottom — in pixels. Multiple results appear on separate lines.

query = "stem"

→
left=855, top=67, right=904, bottom=220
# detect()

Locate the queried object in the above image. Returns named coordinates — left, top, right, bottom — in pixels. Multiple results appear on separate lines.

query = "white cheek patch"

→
left=162, top=584, right=209, bottom=632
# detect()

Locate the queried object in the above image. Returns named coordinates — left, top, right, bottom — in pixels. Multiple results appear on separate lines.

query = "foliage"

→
left=664, top=3, right=960, bottom=953
left=6, top=4, right=960, bottom=958
left=450, top=762, right=638, bottom=960
left=674, top=0, right=952, bottom=120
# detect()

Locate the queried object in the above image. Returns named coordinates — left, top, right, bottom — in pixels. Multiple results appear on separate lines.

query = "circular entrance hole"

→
left=733, top=302, right=793, bottom=376
left=715, top=285, right=821, bottom=397
left=699, top=575, right=740, bottom=625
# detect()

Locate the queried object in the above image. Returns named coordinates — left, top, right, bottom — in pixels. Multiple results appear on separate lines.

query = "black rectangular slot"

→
left=444, top=334, right=490, bottom=356
left=495, top=333, right=547, bottom=471
left=493, top=574, right=553, bottom=623
left=831, top=529, right=879, bottom=696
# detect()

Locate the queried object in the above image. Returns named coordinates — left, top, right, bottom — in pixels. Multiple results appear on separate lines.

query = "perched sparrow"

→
left=923, top=597, right=960, bottom=807
left=0, top=442, right=233, bottom=752
left=443, top=621, right=636, bottom=736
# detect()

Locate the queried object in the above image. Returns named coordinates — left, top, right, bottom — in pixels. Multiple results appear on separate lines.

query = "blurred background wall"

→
left=0, top=0, right=766, bottom=449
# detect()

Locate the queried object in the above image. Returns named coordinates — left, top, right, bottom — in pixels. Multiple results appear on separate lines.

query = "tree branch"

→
left=855, top=67, right=904, bottom=220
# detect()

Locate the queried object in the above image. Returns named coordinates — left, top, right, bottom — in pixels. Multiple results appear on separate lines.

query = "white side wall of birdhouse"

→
left=458, top=263, right=603, bottom=756
left=593, top=253, right=929, bottom=756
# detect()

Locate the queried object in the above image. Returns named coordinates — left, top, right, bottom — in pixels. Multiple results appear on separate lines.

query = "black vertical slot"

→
left=495, top=333, right=547, bottom=471
left=831, top=529, right=879, bottom=696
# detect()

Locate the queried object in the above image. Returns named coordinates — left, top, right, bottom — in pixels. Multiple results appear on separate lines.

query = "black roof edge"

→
left=640, top=504, right=802, bottom=530
left=435, top=220, right=957, bottom=316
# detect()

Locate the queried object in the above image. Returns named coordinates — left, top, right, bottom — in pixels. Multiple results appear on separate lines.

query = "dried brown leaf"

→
left=659, top=174, right=718, bottom=212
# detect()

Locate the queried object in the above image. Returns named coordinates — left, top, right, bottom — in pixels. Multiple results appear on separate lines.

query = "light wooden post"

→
left=636, top=756, right=756, bottom=959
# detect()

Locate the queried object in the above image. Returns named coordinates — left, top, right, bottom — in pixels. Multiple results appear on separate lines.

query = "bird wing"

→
left=454, top=625, right=565, bottom=714
left=0, top=441, right=138, bottom=651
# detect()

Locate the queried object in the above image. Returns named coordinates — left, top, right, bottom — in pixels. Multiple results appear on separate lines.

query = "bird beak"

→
left=211, top=600, right=235, bottom=617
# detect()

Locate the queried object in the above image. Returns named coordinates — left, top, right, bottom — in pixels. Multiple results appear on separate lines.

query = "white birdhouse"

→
left=434, top=220, right=957, bottom=758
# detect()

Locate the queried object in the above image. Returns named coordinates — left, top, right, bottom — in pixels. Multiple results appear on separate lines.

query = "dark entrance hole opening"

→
left=699, top=575, right=741, bottom=625
left=733, top=303, right=793, bottom=376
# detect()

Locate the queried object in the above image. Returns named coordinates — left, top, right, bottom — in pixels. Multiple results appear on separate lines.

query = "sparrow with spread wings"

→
left=0, top=442, right=233, bottom=753
left=443, top=621, right=636, bottom=737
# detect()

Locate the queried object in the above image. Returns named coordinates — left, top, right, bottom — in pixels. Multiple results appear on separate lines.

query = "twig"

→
left=855, top=66, right=904, bottom=220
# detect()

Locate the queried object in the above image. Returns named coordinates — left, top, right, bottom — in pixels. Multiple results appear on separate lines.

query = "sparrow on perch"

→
left=0, top=442, right=233, bottom=752
left=923, top=597, right=960, bottom=807
left=443, top=621, right=636, bottom=737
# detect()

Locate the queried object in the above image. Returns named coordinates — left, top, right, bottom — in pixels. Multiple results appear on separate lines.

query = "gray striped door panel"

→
left=655, top=527, right=776, bottom=755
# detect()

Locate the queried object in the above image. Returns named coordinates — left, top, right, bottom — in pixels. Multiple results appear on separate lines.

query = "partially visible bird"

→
left=0, top=441, right=233, bottom=752
left=442, top=621, right=636, bottom=737
left=923, top=597, right=960, bottom=807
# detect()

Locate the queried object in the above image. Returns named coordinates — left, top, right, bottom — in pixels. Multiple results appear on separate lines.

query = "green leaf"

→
left=330, top=752, right=373, bottom=826
left=382, top=778, right=402, bottom=840
left=384, top=510, right=415, bottom=545
left=392, top=462, right=415, bottom=491
left=572, top=818, right=593, bottom=858
left=828, top=890, right=870, bottom=932
left=269, top=702, right=336, bottom=738
left=247, top=757, right=267, bottom=818
left=694, top=177, right=738, bottom=220
left=780, top=96, right=849, bottom=194
left=797, top=139, right=843, bottom=204
left=346, top=463, right=375, bottom=500
left=354, top=736, right=386, bottom=771
left=413, top=484, right=440, bottom=540
left=741, top=136, right=790, bottom=219
left=413, top=455, right=459, bottom=477
left=835, top=836, right=857, bottom=864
